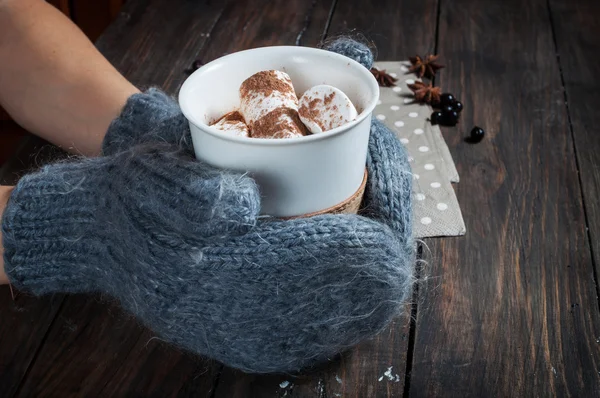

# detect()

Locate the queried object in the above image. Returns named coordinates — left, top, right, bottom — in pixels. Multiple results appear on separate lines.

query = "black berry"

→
left=466, top=126, right=485, bottom=143
left=441, top=105, right=454, bottom=114
left=430, top=111, right=443, bottom=125
left=440, top=93, right=455, bottom=107
left=452, top=101, right=463, bottom=113
left=440, top=110, right=459, bottom=126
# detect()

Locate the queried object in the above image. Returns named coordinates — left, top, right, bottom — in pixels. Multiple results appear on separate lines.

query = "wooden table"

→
left=1, top=0, right=599, bottom=396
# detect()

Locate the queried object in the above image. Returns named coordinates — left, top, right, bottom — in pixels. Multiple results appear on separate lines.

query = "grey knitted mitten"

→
left=2, top=38, right=415, bottom=374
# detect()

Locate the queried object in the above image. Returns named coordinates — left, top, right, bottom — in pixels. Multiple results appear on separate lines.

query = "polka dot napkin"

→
left=373, top=61, right=466, bottom=238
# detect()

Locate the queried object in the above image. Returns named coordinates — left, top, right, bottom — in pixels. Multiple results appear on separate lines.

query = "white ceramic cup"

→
left=179, top=46, right=379, bottom=217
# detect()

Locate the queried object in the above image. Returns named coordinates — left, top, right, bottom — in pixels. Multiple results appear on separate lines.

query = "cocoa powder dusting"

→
left=324, top=91, right=336, bottom=105
left=211, top=111, right=246, bottom=126
left=251, top=107, right=308, bottom=139
left=240, top=71, right=294, bottom=99
left=298, top=97, right=326, bottom=131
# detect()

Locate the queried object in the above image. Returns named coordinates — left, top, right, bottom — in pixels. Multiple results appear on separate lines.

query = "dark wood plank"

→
left=95, top=0, right=227, bottom=94
left=548, top=0, right=600, bottom=311
left=12, top=1, right=229, bottom=396
left=409, top=0, right=600, bottom=396
left=0, top=122, right=28, bottom=166
left=0, top=288, right=63, bottom=398
left=69, top=0, right=123, bottom=42
left=0, top=137, right=67, bottom=186
left=109, top=0, right=125, bottom=21
left=97, top=330, right=221, bottom=398
left=211, top=369, right=308, bottom=398
left=194, top=0, right=332, bottom=65
left=325, top=0, right=440, bottom=60
left=14, top=297, right=142, bottom=398
left=316, top=317, right=412, bottom=398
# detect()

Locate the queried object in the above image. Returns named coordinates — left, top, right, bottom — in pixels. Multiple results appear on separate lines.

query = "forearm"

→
left=0, top=186, right=13, bottom=285
left=0, top=0, right=139, bottom=156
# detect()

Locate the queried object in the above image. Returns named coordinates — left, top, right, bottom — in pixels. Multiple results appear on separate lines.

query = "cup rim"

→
left=178, top=45, right=380, bottom=147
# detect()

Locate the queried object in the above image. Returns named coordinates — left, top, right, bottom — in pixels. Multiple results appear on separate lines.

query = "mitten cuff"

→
left=103, top=88, right=191, bottom=155
left=2, top=160, right=108, bottom=294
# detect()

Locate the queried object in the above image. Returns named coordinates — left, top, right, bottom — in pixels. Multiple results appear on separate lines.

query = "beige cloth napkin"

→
left=373, top=61, right=466, bottom=238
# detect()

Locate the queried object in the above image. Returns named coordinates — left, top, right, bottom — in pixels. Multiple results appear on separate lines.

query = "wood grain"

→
left=69, top=0, right=118, bottom=41
left=324, top=0, right=439, bottom=60
left=97, top=330, right=221, bottom=398
left=95, top=0, right=227, bottom=94
left=0, top=137, right=66, bottom=185
left=0, top=288, right=63, bottom=397
left=0, top=122, right=28, bottom=166
left=194, top=0, right=332, bottom=65
left=109, top=0, right=126, bottom=20
left=409, top=0, right=600, bottom=396
left=14, top=297, right=143, bottom=398
left=548, top=0, right=600, bottom=314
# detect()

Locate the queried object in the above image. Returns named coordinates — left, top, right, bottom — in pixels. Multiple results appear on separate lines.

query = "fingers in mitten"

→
left=362, top=120, right=413, bottom=241
left=103, top=88, right=192, bottom=156
left=320, top=34, right=376, bottom=70
left=155, top=214, right=414, bottom=373
left=111, top=143, right=260, bottom=239
left=1, top=156, right=114, bottom=294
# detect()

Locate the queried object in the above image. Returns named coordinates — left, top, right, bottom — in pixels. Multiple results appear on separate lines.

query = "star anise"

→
left=370, top=67, right=398, bottom=87
left=408, top=55, right=444, bottom=79
left=408, top=81, right=442, bottom=105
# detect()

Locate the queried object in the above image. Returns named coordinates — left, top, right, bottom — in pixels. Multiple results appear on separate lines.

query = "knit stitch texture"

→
left=103, top=89, right=192, bottom=155
left=322, top=37, right=375, bottom=70
left=2, top=38, right=414, bottom=374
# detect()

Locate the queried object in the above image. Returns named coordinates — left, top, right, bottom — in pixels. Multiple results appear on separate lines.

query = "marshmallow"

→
left=240, top=70, right=307, bottom=139
left=211, top=111, right=249, bottom=138
left=298, top=85, right=358, bottom=134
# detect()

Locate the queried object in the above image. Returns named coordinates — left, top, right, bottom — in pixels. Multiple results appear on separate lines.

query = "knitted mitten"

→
left=3, top=124, right=413, bottom=373
left=3, top=145, right=261, bottom=291
left=3, top=38, right=414, bottom=373
left=321, top=36, right=374, bottom=69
